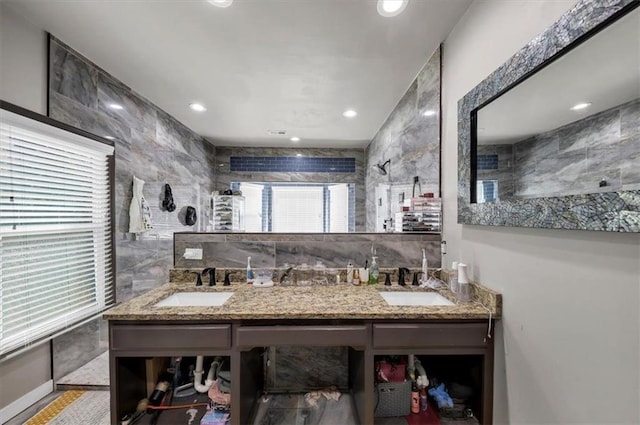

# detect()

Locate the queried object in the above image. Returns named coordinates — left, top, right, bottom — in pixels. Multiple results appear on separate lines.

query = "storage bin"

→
left=374, top=381, right=411, bottom=417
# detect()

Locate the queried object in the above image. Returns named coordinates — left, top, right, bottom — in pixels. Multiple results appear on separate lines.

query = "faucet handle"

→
left=383, top=272, right=392, bottom=286
left=223, top=270, right=232, bottom=286
left=412, top=271, right=423, bottom=286
left=193, top=271, right=203, bottom=287
left=202, top=267, right=216, bottom=286
left=398, top=267, right=410, bottom=286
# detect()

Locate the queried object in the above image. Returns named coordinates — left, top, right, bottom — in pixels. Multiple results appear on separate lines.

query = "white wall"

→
left=0, top=3, right=48, bottom=114
left=442, top=1, right=640, bottom=423
left=0, top=2, right=52, bottom=414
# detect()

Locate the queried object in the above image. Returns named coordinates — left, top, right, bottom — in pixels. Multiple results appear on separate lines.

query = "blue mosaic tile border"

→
left=476, top=154, right=499, bottom=171
left=230, top=156, right=356, bottom=173
left=457, top=0, right=640, bottom=232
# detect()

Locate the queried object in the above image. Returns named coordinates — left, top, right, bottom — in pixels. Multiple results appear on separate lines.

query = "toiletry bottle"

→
left=246, top=256, right=254, bottom=284
left=421, top=249, right=428, bottom=284
left=420, top=388, right=428, bottom=411
left=457, top=263, right=471, bottom=302
left=347, top=260, right=354, bottom=284
left=368, top=256, right=379, bottom=285
left=449, top=261, right=459, bottom=293
left=353, top=268, right=360, bottom=286
left=411, top=381, right=420, bottom=414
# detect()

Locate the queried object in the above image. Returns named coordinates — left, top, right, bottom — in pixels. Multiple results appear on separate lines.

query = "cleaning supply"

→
left=368, top=256, right=379, bottom=284
left=411, top=381, right=420, bottom=414
left=421, top=248, right=428, bottom=284
left=420, top=388, right=428, bottom=411
left=246, top=256, right=254, bottom=284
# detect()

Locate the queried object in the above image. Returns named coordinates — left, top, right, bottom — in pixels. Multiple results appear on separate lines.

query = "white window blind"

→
left=272, top=186, right=323, bottom=232
left=328, top=184, right=348, bottom=232
left=0, top=108, right=114, bottom=357
left=239, top=183, right=264, bottom=232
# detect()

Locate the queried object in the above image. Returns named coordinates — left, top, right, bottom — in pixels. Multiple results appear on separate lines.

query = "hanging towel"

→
left=129, top=176, right=153, bottom=233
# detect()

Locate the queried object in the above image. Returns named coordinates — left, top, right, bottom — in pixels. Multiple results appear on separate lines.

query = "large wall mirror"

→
left=458, top=0, right=640, bottom=232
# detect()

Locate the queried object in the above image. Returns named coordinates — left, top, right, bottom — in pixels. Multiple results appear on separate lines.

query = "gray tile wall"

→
left=48, top=36, right=216, bottom=378
left=215, top=147, right=366, bottom=231
left=365, top=46, right=441, bottom=231
left=174, top=232, right=441, bottom=269
left=512, top=98, right=639, bottom=198
left=477, top=144, right=515, bottom=199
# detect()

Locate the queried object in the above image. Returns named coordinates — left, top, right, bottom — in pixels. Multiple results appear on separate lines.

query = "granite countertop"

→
left=103, top=280, right=501, bottom=321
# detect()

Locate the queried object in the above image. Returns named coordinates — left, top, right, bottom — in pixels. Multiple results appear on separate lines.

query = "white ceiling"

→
left=5, top=0, right=472, bottom=148
left=477, top=6, right=640, bottom=145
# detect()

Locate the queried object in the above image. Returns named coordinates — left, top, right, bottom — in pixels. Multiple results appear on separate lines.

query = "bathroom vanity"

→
left=104, top=282, right=500, bottom=425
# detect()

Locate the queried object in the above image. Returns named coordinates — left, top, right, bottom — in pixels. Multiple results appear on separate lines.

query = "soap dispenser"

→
left=246, top=256, right=254, bottom=284
left=368, top=256, right=379, bottom=285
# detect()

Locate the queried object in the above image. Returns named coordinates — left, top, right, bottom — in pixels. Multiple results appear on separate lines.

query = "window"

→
left=476, top=180, right=499, bottom=203
left=272, top=186, right=324, bottom=232
left=0, top=105, right=114, bottom=357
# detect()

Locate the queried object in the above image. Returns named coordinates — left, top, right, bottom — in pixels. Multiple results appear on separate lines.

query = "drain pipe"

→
left=194, top=356, right=221, bottom=393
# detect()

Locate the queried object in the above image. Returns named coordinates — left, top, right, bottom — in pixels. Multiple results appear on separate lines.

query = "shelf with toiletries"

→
left=208, top=195, right=245, bottom=232
left=373, top=354, right=483, bottom=425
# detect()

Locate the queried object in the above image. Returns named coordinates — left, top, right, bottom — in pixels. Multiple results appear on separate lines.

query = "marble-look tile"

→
left=97, top=73, right=157, bottom=132
left=365, top=47, right=441, bottom=230
left=49, top=92, right=131, bottom=142
left=620, top=98, right=640, bottom=139
left=558, top=109, right=619, bottom=151
left=50, top=38, right=98, bottom=108
left=200, top=241, right=276, bottom=268
left=52, top=318, right=101, bottom=380
left=268, top=346, right=348, bottom=391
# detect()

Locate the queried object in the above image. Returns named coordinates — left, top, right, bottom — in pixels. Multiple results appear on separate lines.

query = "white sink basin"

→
left=379, top=292, right=454, bottom=306
left=154, top=292, right=233, bottom=307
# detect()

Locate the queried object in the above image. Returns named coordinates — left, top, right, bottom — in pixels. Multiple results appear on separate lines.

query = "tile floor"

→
left=5, top=352, right=109, bottom=425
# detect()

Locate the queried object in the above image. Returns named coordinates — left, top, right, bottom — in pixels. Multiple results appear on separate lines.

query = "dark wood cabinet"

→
left=108, top=319, right=494, bottom=425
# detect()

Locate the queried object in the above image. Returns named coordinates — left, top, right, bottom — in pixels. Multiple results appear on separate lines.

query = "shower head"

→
left=374, top=159, right=391, bottom=176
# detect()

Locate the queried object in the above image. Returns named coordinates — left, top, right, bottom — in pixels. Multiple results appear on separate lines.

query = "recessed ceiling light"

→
left=189, top=103, right=207, bottom=112
left=104, top=136, right=115, bottom=140
left=422, top=110, right=436, bottom=117
left=342, top=109, right=358, bottom=118
left=296, top=153, right=302, bottom=157
left=290, top=137, right=301, bottom=142
left=208, top=0, right=233, bottom=8
left=108, top=103, right=123, bottom=110
left=570, top=102, right=592, bottom=111
left=377, top=0, right=408, bottom=17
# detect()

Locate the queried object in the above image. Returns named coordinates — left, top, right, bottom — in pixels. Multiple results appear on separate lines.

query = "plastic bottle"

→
left=411, top=381, right=420, bottom=414
left=353, top=268, right=360, bottom=286
left=421, top=248, right=428, bottom=284
left=346, top=260, right=354, bottom=284
left=368, top=256, right=379, bottom=285
left=457, top=263, right=471, bottom=302
left=246, top=256, right=254, bottom=284
left=449, top=261, right=459, bottom=293
left=420, top=388, right=428, bottom=411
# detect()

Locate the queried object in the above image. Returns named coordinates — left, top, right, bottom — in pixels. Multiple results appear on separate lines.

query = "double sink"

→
left=154, top=290, right=454, bottom=307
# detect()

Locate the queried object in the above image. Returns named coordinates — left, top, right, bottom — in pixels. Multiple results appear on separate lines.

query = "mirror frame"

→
left=457, top=0, right=640, bottom=232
